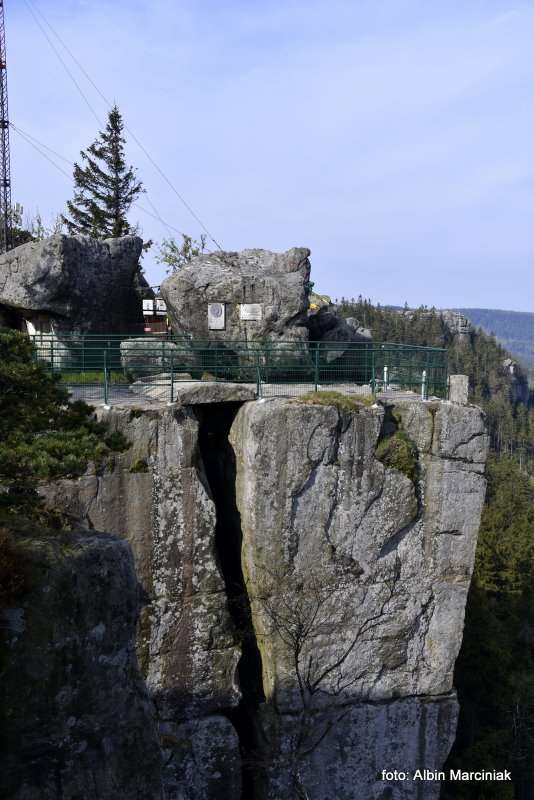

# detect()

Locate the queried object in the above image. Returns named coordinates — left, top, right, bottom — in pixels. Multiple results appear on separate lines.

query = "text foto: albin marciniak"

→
left=414, top=769, right=512, bottom=781
left=381, top=769, right=512, bottom=781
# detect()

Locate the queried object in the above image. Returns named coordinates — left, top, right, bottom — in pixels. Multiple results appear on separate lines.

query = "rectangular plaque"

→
left=239, top=303, right=263, bottom=322
left=155, top=298, right=167, bottom=316
left=208, top=302, right=226, bottom=330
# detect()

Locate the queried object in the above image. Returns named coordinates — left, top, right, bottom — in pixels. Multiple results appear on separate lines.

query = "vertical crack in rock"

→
left=194, top=402, right=266, bottom=800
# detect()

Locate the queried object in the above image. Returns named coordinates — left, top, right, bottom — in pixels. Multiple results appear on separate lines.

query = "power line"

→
left=23, top=0, right=223, bottom=251
left=22, top=0, right=103, bottom=129
left=10, top=122, right=72, bottom=165
left=10, top=123, right=177, bottom=235
left=10, top=124, right=71, bottom=180
left=11, top=121, right=200, bottom=242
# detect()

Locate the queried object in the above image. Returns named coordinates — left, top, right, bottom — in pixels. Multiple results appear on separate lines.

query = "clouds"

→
left=7, top=0, right=534, bottom=309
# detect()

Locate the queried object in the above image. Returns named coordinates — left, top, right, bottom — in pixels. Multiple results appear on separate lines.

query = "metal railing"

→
left=29, top=333, right=448, bottom=404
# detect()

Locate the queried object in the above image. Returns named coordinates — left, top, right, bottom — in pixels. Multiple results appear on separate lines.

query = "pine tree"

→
left=62, top=106, right=143, bottom=238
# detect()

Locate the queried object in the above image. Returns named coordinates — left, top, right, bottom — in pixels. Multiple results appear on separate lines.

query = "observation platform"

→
left=30, top=333, right=449, bottom=407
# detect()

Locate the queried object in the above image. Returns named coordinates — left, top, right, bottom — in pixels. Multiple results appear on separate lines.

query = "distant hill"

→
left=456, top=308, right=534, bottom=371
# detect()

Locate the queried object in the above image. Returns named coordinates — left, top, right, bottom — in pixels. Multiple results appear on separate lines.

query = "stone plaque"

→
left=208, top=302, right=226, bottom=330
left=239, top=303, right=263, bottom=322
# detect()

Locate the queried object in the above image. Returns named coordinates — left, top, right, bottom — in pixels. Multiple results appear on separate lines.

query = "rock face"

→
left=0, top=529, right=163, bottom=800
left=0, top=234, right=144, bottom=335
left=41, top=401, right=243, bottom=800
left=230, top=397, right=488, bottom=799
left=160, top=247, right=311, bottom=346
left=37, top=390, right=488, bottom=800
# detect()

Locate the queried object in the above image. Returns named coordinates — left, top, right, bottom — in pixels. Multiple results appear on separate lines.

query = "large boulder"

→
left=160, top=248, right=311, bottom=348
left=120, top=337, right=181, bottom=377
left=0, top=234, right=144, bottom=334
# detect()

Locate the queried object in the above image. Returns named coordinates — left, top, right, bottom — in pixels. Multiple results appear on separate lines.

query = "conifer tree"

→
left=62, top=106, right=143, bottom=238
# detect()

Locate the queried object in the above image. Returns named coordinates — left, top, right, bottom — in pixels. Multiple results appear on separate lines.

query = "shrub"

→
left=0, top=330, right=130, bottom=516
left=375, top=430, right=418, bottom=482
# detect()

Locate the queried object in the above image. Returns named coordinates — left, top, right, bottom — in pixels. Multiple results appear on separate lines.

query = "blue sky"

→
left=8, top=1, right=534, bottom=310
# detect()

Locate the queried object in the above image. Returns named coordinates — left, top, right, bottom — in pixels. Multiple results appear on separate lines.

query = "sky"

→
left=7, top=0, right=534, bottom=310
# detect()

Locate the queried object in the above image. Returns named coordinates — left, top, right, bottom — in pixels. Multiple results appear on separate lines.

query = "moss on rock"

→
left=376, top=430, right=419, bottom=483
left=295, top=390, right=375, bottom=413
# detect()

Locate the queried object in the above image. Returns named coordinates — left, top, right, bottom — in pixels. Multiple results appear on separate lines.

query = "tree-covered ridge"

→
left=458, top=308, right=534, bottom=371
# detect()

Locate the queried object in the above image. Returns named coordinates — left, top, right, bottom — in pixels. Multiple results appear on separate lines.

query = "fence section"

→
left=29, top=334, right=448, bottom=404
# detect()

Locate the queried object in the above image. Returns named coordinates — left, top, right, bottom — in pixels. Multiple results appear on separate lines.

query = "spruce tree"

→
left=62, top=106, right=143, bottom=238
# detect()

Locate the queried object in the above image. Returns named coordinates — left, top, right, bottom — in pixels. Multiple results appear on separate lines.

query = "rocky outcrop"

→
left=230, top=397, right=488, bottom=799
left=307, top=306, right=371, bottom=362
left=41, top=401, right=244, bottom=800
left=0, top=529, right=163, bottom=800
left=0, top=234, right=144, bottom=335
left=36, top=391, right=488, bottom=799
left=160, top=248, right=312, bottom=348
left=440, top=310, right=472, bottom=344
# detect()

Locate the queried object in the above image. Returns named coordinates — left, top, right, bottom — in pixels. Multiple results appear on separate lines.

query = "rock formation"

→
left=307, top=306, right=371, bottom=362
left=0, top=234, right=144, bottom=336
left=33, top=389, right=488, bottom=800
left=160, top=248, right=312, bottom=347
left=0, top=530, right=163, bottom=799
left=440, top=310, right=472, bottom=344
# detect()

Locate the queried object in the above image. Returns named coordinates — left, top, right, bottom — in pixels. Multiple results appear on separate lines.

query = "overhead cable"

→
left=22, top=0, right=103, bottom=128
left=23, top=0, right=223, bottom=251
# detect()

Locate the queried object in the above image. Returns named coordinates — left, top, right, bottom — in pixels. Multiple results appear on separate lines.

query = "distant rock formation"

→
left=440, top=310, right=472, bottom=343
left=0, top=234, right=144, bottom=336
left=34, top=390, right=488, bottom=800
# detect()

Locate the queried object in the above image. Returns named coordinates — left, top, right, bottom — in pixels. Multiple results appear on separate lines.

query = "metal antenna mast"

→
left=0, top=0, right=11, bottom=253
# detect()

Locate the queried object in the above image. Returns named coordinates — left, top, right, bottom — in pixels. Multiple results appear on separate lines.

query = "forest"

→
left=458, top=308, right=534, bottom=372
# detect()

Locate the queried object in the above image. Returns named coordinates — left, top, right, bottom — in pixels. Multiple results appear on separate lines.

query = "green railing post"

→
left=256, top=351, right=262, bottom=398
left=314, top=346, right=319, bottom=392
left=103, top=349, right=109, bottom=405
left=371, top=345, right=375, bottom=394
left=50, top=336, right=54, bottom=371
left=170, top=353, right=174, bottom=403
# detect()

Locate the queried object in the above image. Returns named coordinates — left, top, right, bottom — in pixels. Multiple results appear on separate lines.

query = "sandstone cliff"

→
left=0, top=530, right=163, bottom=799
left=23, top=389, right=486, bottom=800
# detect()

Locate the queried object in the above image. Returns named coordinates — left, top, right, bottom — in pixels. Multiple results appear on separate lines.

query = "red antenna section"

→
left=0, top=0, right=12, bottom=252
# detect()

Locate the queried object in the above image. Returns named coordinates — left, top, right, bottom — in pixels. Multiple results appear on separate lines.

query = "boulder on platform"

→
left=0, top=234, right=144, bottom=335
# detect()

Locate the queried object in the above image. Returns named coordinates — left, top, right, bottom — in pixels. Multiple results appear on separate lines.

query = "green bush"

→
left=0, top=329, right=129, bottom=516
left=375, top=430, right=418, bottom=482
left=129, top=458, right=148, bottom=474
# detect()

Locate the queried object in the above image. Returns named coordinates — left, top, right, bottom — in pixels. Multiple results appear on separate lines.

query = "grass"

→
left=295, top=390, right=376, bottom=412
left=59, top=370, right=130, bottom=384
